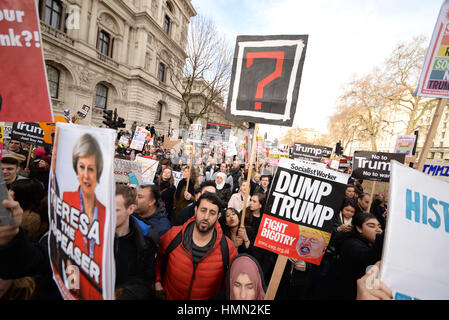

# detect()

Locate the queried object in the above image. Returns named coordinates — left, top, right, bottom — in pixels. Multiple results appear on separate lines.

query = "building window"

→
left=430, top=152, right=435, bottom=159
left=95, top=84, right=108, bottom=109
left=156, top=102, right=163, bottom=121
left=166, top=1, right=173, bottom=12
left=440, top=152, right=445, bottom=159
left=158, top=63, right=166, bottom=82
left=97, top=30, right=113, bottom=57
left=163, top=15, right=171, bottom=34
left=46, top=65, right=60, bottom=98
left=44, top=0, right=62, bottom=29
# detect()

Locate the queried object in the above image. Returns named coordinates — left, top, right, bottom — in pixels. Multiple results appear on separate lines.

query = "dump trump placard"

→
left=254, top=158, right=349, bottom=265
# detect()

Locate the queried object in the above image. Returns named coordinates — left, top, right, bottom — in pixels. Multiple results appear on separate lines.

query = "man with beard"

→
left=154, top=192, right=237, bottom=300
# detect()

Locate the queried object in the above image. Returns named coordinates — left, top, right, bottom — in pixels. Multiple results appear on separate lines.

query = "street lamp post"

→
left=168, top=118, right=172, bottom=137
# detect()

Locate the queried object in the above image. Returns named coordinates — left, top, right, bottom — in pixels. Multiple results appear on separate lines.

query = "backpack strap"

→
left=161, top=230, right=183, bottom=280
left=220, top=235, right=230, bottom=288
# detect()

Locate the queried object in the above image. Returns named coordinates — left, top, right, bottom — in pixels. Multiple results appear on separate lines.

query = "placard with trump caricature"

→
left=254, top=158, right=349, bottom=265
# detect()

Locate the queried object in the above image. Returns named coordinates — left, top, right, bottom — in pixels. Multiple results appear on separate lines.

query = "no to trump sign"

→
left=254, top=158, right=349, bottom=265
left=352, top=151, right=405, bottom=182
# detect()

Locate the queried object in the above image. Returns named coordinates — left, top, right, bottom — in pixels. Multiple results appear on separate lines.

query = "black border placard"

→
left=352, top=151, right=406, bottom=182
left=226, top=35, right=308, bottom=127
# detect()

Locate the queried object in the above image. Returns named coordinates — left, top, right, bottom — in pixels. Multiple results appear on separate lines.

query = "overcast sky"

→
left=191, top=0, right=443, bottom=139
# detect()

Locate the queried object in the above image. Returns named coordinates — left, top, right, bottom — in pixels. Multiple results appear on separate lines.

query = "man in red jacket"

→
left=155, top=192, right=237, bottom=300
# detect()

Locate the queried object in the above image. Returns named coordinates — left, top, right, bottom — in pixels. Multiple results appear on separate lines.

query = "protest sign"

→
left=415, top=0, right=449, bottom=98
left=351, top=151, right=406, bottom=182
left=279, top=152, right=289, bottom=159
left=0, top=123, right=4, bottom=159
left=129, top=127, right=148, bottom=151
left=184, top=143, right=193, bottom=155
left=3, top=125, right=11, bottom=141
left=223, top=141, right=238, bottom=157
left=163, top=137, right=182, bottom=151
left=226, top=35, right=308, bottom=126
left=187, top=123, right=203, bottom=143
left=113, top=159, right=142, bottom=186
left=330, top=159, right=340, bottom=170
left=11, top=121, right=45, bottom=145
left=205, top=122, right=231, bottom=142
left=0, top=0, right=53, bottom=122
left=256, top=136, right=265, bottom=150
left=268, top=150, right=280, bottom=166
left=254, top=158, right=349, bottom=265
left=48, top=123, right=116, bottom=300
left=380, top=161, right=449, bottom=300
left=118, top=133, right=131, bottom=148
left=422, top=159, right=449, bottom=182
left=292, top=142, right=333, bottom=163
left=393, top=135, right=416, bottom=157
left=135, top=156, right=158, bottom=184
left=38, top=116, right=70, bottom=145
left=172, top=171, right=183, bottom=188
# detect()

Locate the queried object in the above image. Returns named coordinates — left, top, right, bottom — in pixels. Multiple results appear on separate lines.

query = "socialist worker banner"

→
left=0, top=0, right=53, bottom=122
left=254, top=158, right=349, bottom=265
left=48, top=123, right=116, bottom=300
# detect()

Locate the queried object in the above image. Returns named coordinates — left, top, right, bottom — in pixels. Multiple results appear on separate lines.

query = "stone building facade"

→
left=39, top=0, right=196, bottom=134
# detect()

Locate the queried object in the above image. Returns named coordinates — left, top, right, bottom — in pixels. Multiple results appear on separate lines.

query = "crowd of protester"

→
left=0, top=132, right=392, bottom=301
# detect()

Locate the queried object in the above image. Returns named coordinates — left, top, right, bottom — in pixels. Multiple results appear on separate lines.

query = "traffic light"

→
left=102, top=109, right=113, bottom=127
left=335, top=140, right=343, bottom=156
left=116, top=117, right=126, bottom=129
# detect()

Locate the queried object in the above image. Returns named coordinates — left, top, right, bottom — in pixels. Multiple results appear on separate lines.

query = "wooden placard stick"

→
left=240, top=123, right=259, bottom=227
left=185, top=143, right=194, bottom=194
left=368, top=181, right=377, bottom=212
left=264, top=255, right=288, bottom=300
left=417, top=98, right=446, bottom=171
left=25, top=144, right=33, bottom=170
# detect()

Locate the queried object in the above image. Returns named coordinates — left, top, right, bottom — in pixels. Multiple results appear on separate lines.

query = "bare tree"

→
left=384, top=36, right=438, bottom=134
left=169, top=15, right=233, bottom=125
left=337, top=69, right=399, bottom=152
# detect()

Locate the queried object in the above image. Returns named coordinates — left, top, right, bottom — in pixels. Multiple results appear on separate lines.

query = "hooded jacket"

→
left=155, top=216, right=237, bottom=300
left=133, top=200, right=172, bottom=237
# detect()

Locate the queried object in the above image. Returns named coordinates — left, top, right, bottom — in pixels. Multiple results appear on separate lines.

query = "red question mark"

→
left=246, top=51, right=285, bottom=110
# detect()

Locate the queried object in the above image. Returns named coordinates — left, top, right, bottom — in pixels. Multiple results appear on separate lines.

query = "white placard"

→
left=380, top=161, right=449, bottom=300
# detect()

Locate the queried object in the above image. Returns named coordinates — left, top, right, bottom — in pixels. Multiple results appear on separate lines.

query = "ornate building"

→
left=39, top=0, right=196, bottom=134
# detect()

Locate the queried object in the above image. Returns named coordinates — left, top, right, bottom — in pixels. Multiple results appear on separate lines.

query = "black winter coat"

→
left=331, top=232, right=384, bottom=300
left=216, top=183, right=232, bottom=208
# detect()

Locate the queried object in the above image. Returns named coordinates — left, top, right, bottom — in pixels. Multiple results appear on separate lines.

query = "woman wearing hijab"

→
left=215, top=172, right=232, bottom=208
left=226, top=254, right=266, bottom=300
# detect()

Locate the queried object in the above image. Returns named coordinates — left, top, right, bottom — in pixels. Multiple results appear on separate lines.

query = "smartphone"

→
left=0, top=162, right=13, bottom=226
